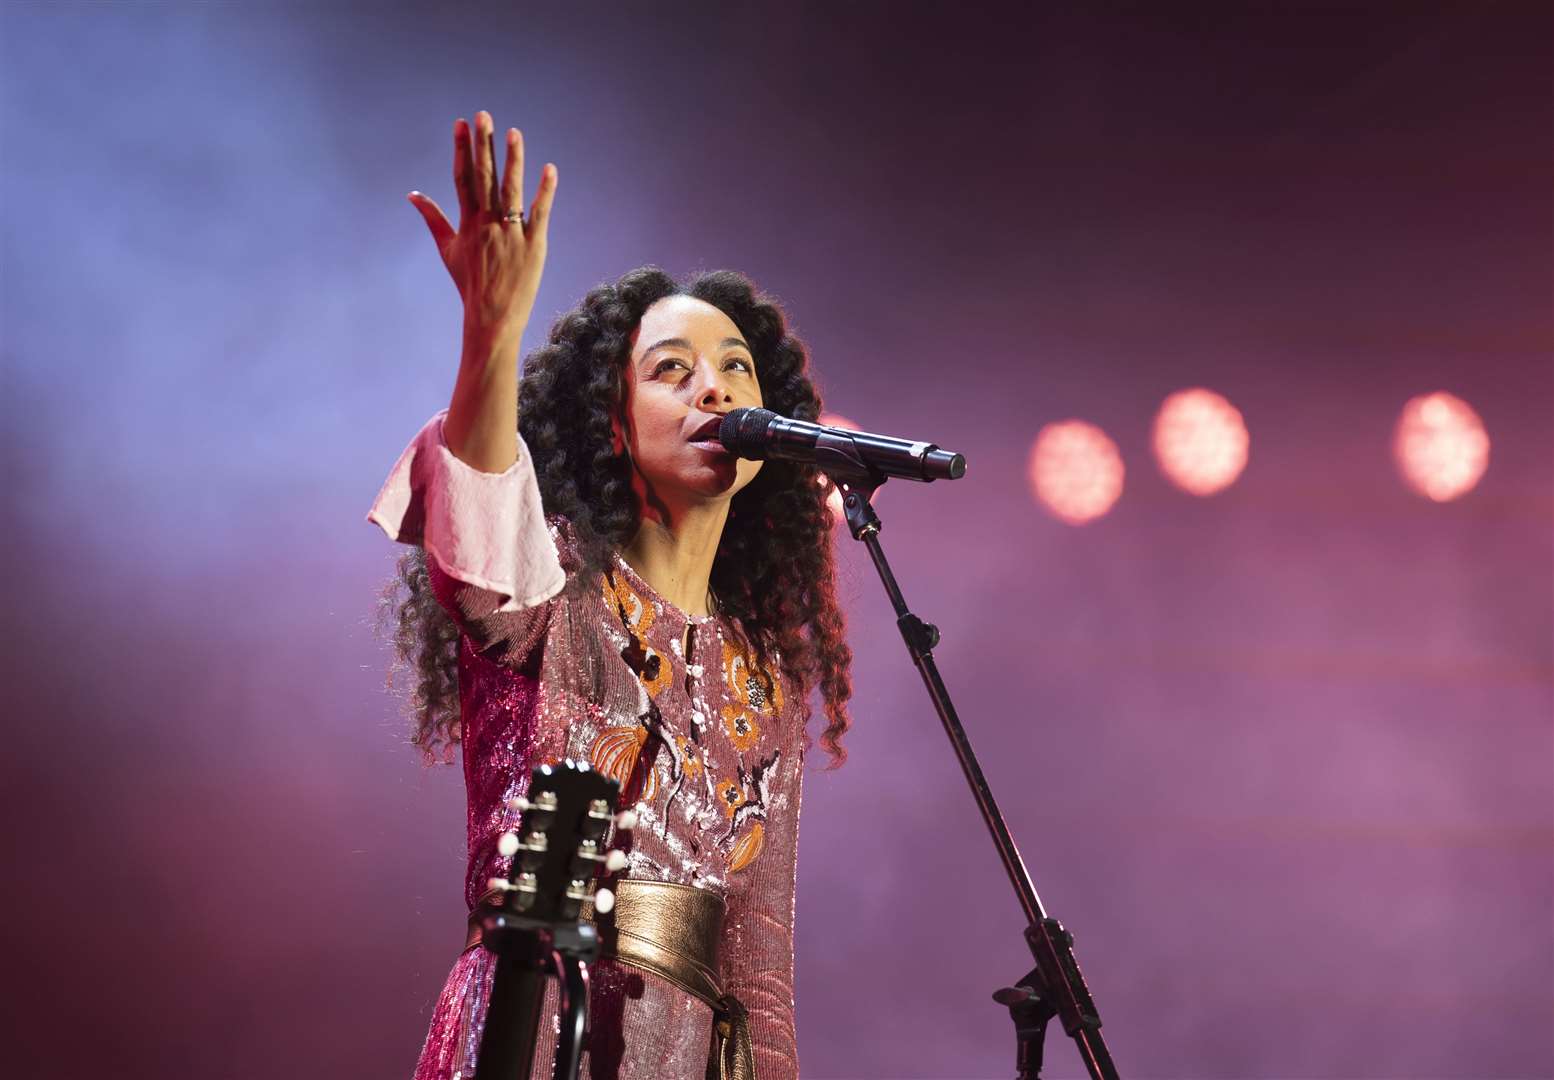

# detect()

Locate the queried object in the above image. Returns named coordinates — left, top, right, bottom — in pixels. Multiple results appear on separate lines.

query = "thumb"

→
left=408, top=191, right=455, bottom=254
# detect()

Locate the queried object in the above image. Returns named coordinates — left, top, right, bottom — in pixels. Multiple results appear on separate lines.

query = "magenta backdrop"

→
left=2, top=4, right=1549, bottom=1079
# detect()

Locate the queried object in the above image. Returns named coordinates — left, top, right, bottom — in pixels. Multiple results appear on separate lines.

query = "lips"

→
left=687, top=414, right=727, bottom=444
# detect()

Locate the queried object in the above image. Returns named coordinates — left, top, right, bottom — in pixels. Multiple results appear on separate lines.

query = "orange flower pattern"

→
left=604, top=572, right=672, bottom=699
left=721, top=705, right=761, bottom=753
left=675, top=734, right=704, bottom=781
left=729, top=822, right=765, bottom=873
left=716, top=777, right=746, bottom=817
left=590, top=724, right=660, bottom=803
left=603, top=571, right=655, bottom=636
left=722, top=639, right=784, bottom=717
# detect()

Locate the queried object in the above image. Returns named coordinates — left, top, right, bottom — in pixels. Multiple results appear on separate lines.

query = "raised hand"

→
left=408, top=110, right=557, bottom=342
left=419, top=112, right=556, bottom=473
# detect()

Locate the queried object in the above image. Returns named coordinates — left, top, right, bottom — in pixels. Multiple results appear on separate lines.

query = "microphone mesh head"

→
left=718, top=408, right=778, bottom=456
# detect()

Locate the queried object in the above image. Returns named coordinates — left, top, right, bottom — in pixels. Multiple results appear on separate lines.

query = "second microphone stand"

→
left=814, top=429, right=1120, bottom=1080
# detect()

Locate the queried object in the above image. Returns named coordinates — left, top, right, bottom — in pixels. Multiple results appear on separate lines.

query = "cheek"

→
left=623, top=390, right=677, bottom=446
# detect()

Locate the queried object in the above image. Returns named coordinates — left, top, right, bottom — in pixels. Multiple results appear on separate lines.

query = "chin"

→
left=694, top=466, right=744, bottom=498
left=638, top=456, right=760, bottom=506
left=691, top=454, right=760, bottom=496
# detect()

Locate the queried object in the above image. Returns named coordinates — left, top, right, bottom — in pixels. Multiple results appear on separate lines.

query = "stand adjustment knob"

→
left=897, top=613, right=940, bottom=653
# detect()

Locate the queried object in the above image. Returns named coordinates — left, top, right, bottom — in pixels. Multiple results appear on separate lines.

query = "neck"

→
left=621, top=500, right=730, bottom=618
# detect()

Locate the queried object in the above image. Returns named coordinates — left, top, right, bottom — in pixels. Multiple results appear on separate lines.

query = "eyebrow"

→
left=641, top=336, right=753, bottom=363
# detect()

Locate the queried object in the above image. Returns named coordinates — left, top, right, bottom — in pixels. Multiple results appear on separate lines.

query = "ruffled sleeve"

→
left=368, top=409, right=564, bottom=611
left=367, top=410, right=567, bottom=665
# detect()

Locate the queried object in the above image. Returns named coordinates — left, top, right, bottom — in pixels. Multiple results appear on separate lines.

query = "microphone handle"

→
left=763, top=416, right=964, bottom=482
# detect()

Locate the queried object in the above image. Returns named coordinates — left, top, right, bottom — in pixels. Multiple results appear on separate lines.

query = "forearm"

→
left=444, top=317, right=525, bottom=474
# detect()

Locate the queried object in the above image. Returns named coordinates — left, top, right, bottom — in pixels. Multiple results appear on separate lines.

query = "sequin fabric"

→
left=410, top=521, right=806, bottom=1080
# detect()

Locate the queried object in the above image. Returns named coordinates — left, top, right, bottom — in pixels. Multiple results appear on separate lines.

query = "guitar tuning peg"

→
left=614, top=809, right=638, bottom=831
left=604, top=849, right=628, bottom=873
left=593, top=887, right=616, bottom=915
left=497, top=831, right=519, bottom=857
left=489, top=873, right=537, bottom=897
left=508, top=792, right=558, bottom=813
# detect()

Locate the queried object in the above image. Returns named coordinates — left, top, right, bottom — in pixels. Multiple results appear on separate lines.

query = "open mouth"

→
left=687, top=414, right=726, bottom=446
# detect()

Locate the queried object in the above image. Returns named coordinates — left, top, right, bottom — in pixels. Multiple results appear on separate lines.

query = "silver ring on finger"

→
left=502, top=208, right=523, bottom=226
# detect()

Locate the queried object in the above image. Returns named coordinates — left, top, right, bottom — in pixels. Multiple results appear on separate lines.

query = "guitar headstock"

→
left=486, top=760, right=631, bottom=924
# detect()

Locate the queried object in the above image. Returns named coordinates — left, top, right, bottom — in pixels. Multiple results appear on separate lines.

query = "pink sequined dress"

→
left=369, top=411, right=805, bottom=1080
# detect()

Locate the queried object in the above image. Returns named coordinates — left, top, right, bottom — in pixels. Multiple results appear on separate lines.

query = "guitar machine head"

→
left=486, top=760, right=634, bottom=926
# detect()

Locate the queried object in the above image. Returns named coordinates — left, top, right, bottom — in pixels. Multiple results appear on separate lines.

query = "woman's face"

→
left=619, top=295, right=765, bottom=515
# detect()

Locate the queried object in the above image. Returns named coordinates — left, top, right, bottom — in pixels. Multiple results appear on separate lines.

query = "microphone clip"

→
left=813, top=430, right=881, bottom=488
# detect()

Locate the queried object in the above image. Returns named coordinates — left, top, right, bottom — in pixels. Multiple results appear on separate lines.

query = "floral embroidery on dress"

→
left=604, top=571, right=655, bottom=635
left=675, top=733, right=704, bottom=781
left=599, top=567, right=789, bottom=868
left=729, top=822, right=765, bottom=873
left=714, top=749, right=782, bottom=874
left=718, top=638, right=781, bottom=760
left=723, top=751, right=778, bottom=841
left=722, top=638, right=784, bottom=717
left=716, top=777, right=747, bottom=817
left=721, top=705, right=761, bottom=752
left=605, top=571, right=672, bottom=699
left=590, top=724, right=660, bottom=802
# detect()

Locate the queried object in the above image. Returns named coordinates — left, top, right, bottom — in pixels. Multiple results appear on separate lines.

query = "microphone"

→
left=718, top=408, right=966, bottom=484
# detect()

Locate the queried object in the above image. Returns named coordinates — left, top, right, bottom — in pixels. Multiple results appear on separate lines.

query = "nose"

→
left=690, top=358, right=734, bottom=408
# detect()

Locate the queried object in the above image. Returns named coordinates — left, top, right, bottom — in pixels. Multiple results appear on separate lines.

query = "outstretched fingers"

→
left=451, top=118, right=476, bottom=225
left=501, top=128, right=524, bottom=219
left=472, top=110, right=498, bottom=215
left=526, top=163, right=558, bottom=245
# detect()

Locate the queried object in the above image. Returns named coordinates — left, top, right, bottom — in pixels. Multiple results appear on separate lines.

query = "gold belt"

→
left=466, top=879, right=755, bottom=1080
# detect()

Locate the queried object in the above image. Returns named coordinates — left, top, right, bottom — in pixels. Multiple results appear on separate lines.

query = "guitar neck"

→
left=470, top=761, right=623, bottom=1080
left=474, top=943, right=551, bottom=1080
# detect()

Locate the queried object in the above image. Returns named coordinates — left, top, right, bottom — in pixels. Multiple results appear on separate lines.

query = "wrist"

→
left=460, top=319, right=525, bottom=374
left=462, top=311, right=526, bottom=351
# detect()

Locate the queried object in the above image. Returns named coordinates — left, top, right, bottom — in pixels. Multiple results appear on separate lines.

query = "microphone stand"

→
left=813, top=431, right=1120, bottom=1080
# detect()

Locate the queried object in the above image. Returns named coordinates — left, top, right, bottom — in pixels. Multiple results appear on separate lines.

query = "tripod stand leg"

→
left=550, top=951, right=591, bottom=1080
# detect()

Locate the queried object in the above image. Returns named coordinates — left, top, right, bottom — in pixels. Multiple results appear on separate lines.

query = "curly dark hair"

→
left=382, top=266, right=853, bottom=768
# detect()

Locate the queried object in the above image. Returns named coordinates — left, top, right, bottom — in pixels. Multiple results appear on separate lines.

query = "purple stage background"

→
left=3, top=4, right=1549, bottom=1078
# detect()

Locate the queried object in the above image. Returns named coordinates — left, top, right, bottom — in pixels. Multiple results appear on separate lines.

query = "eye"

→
left=653, top=358, right=689, bottom=377
left=724, top=356, right=753, bottom=373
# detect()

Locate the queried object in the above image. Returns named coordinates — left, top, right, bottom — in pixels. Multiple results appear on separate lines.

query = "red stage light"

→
left=1028, top=420, right=1125, bottom=525
left=1152, top=388, right=1250, bottom=496
left=816, top=412, right=860, bottom=523
left=1394, top=392, right=1489, bottom=502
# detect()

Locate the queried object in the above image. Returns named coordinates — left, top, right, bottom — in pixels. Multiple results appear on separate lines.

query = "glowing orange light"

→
left=1028, top=420, right=1125, bottom=525
left=1394, top=392, right=1489, bottom=501
left=816, top=412, right=861, bottom=523
left=1152, top=388, right=1250, bottom=496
